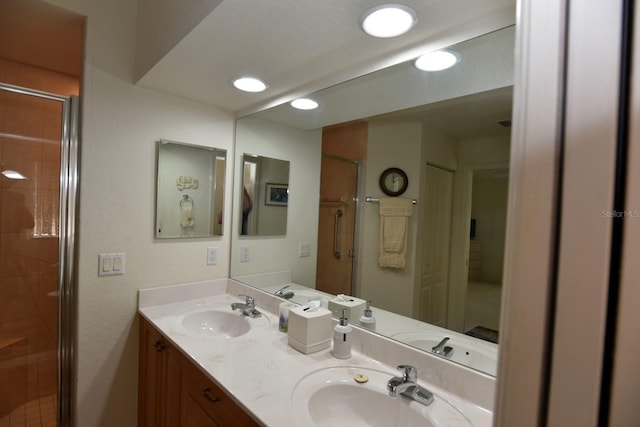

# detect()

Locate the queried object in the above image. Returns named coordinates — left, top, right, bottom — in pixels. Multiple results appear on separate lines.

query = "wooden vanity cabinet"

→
left=138, top=317, right=259, bottom=427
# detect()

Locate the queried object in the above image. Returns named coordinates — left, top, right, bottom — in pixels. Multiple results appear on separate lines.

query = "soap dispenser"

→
left=332, top=309, right=352, bottom=359
left=359, top=301, right=376, bottom=331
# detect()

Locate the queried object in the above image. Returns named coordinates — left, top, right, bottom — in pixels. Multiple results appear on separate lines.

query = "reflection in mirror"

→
left=241, top=154, right=290, bottom=236
left=231, top=26, right=514, bottom=376
left=155, top=139, right=226, bottom=238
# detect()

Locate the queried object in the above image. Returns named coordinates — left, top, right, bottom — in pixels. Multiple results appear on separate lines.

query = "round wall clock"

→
left=379, top=167, right=408, bottom=196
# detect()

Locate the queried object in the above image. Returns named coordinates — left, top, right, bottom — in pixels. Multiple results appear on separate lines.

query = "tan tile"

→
left=2, top=61, right=44, bottom=92
left=39, top=143, right=61, bottom=192
left=41, top=101, right=62, bottom=144
left=10, top=408, right=25, bottom=426
left=44, top=72, right=79, bottom=97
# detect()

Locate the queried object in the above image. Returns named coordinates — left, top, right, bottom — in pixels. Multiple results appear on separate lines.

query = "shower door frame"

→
left=0, top=82, right=80, bottom=426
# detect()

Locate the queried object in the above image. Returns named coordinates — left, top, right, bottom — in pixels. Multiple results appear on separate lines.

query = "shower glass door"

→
left=0, top=84, right=77, bottom=427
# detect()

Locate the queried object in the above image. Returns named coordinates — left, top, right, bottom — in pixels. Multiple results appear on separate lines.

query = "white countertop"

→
left=138, top=279, right=495, bottom=427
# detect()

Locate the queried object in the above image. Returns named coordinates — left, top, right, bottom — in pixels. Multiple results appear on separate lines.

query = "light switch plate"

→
left=98, top=253, right=125, bottom=276
left=298, top=242, right=311, bottom=257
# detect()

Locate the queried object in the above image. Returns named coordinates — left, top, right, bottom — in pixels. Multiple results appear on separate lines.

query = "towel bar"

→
left=365, top=196, right=417, bottom=205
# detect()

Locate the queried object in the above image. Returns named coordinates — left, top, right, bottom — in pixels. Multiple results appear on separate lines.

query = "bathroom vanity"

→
left=138, top=279, right=495, bottom=426
left=138, top=318, right=258, bottom=426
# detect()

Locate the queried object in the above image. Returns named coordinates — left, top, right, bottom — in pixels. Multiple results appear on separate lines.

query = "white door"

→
left=420, top=165, right=454, bottom=326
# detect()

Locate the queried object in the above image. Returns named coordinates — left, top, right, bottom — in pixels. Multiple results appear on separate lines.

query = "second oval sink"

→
left=181, top=309, right=251, bottom=338
left=291, top=366, right=472, bottom=427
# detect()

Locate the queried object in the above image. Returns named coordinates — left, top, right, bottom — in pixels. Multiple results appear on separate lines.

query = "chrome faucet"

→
left=431, top=337, right=454, bottom=358
left=231, top=295, right=262, bottom=318
left=274, top=285, right=294, bottom=299
left=387, top=365, right=433, bottom=406
left=387, top=365, right=434, bottom=406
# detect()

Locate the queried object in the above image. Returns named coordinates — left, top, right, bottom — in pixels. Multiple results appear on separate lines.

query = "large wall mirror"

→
left=231, top=25, right=514, bottom=376
left=155, top=139, right=226, bottom=238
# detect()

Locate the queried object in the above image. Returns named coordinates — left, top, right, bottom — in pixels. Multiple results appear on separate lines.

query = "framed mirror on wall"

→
left=230, top=25, right=515, bottom=377
left=155, top=139, right=226, bottom=238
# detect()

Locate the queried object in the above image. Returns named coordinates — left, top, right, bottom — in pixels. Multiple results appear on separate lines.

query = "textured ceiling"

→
left=137, top=0, right=516, bottom=113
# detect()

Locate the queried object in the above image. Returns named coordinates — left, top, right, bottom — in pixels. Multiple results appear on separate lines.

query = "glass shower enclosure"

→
left=0, top=83, right=78, bottom=427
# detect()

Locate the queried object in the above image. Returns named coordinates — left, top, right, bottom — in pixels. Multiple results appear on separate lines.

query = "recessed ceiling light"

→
left=290, top=98, right=319, bottom=110
left=232, top=77, right=268, bottom=92
left=361, top=4, right=417, bottom=38
left=1, top=170, right=27, bottom=180
left=414, top=50, right=460, bottom=71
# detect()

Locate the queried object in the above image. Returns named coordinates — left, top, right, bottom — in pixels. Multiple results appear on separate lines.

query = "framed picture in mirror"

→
left=266, top=183, right=289, bottom=206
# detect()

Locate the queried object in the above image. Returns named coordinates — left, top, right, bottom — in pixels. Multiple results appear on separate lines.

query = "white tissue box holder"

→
left=287, top=305, right=332, bottom=354
left=328, top=295, right=366, bottom=322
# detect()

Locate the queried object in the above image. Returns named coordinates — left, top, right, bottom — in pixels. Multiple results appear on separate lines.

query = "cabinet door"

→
left=138, top=318, right=165, bottom=427
left=163, top=342, right=185, bottom=426
left=139, top=317, right=185, bottom=427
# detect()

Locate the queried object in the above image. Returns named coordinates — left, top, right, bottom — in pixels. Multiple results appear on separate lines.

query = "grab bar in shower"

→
left=334, top=209, right=343, bottom=259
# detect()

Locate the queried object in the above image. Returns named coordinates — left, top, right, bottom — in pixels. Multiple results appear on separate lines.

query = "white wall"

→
left=232, top=116, right=321, bottom=287
left=458, top=135, right=511, bottom=165
left=423, top=127, right=459, bottom=171
left=46, top=1, right=235, bottom=425
left=470, top=172, right=509, bottom=284
left=357, top=121, right=423, bottom=317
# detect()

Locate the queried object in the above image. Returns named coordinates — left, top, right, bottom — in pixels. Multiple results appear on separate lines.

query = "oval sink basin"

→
left=181, top=309, right=251, bottom=338
left=291, top=366, right=472, bottom=427
left=391, top=331, right=498, bottom=376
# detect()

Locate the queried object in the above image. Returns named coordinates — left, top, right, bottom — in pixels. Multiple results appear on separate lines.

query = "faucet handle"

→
left=397, top=365, right=417, bottom=382
left=238, top=294, right=255, bottom=306
left=275, top=285, right=290, bottom=295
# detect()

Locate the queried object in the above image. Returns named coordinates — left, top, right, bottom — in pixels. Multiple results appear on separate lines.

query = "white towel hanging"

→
left=180, top=195, right=195, bottom=228
left=378, top=197, right=413, bottom=268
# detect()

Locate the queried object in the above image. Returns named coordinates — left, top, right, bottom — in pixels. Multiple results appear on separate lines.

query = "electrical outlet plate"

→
left=98, top=253, right=125, bottom=276
left=207, top=246, right=218, bottom=265
left=240, top=245, right=250, bottom=262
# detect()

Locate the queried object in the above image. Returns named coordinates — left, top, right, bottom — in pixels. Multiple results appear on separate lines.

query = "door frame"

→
left=495, top=0, right=628, bottom=425
left=447, top=161, right=509, bottom=332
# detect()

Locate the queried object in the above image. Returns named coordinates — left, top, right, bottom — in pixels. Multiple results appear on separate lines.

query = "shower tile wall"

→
left=0, top=58, right=78, bottom=421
